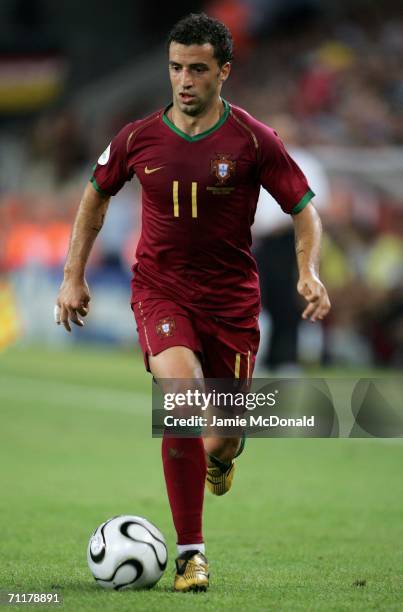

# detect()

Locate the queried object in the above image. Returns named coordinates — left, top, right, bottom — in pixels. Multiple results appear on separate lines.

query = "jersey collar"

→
left=162, top=99, right=230, bottom=142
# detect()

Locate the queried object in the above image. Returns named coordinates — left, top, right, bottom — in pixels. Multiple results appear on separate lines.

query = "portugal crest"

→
left=156, top=317, right=176, bottom=337
left=211, top=154, right=236, bottom=185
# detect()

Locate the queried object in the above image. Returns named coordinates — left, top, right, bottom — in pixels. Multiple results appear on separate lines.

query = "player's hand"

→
left=55, top=278, right=91, bottom=332
left=297, top=273, right=331, bottom=322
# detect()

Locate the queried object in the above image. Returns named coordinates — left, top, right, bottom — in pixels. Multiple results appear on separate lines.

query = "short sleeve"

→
left=258, top=126, right=315, bottom=215
left=90, top=123, right=135, bottom=197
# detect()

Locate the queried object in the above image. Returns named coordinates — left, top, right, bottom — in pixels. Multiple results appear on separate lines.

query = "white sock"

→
left=177, top=543, right=205, bottom=556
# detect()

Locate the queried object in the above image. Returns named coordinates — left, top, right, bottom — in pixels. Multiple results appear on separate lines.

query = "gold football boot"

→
left=206, top=460, right=235, bottom=496
left=174, top=550, right=209, bottom=592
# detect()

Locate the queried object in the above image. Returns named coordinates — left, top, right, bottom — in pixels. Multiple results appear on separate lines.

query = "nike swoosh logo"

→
left=144, top=165, right=164, bottom=174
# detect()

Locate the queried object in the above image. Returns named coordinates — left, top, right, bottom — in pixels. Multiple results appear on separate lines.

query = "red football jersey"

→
left=91, top=100, right=314, bottom=317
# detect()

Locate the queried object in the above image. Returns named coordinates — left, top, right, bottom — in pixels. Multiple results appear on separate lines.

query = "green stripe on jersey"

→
left=291, top=189, right=315, bottom=215
left=162, top=98, right=230, bottom=142
left=90, top=176, right=108, bottom=197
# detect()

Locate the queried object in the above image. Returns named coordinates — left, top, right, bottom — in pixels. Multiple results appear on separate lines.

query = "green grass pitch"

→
left=0, top=345, right=402, bottom=611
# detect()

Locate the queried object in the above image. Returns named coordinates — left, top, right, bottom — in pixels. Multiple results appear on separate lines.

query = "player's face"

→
left=168, top=42, right=231, bottom=116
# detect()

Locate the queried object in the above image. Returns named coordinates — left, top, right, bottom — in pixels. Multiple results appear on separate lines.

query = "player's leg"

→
left=132, top=298, right=209, bottom=591
left=150, top=346, right=206, bottom=550
left=149, top=346, right=209, bottom=592
left=198, top=313, right=260, bottom=495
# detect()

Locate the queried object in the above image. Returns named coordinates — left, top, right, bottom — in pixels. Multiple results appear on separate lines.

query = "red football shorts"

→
left=132, top=298, right=260, bottom=379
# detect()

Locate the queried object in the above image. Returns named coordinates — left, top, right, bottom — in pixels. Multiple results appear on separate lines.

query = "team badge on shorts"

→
left=211, top=154, right=236, bottom=185
left=156, top=317, right=176, bottom=337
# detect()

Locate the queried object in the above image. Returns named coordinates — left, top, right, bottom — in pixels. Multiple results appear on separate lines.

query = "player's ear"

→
left=220, top=62, right=231, bottom=82
left=221, top=62, right=231, bottom=83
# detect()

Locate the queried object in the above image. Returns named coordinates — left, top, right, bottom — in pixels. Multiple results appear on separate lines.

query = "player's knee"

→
left=150, top=347, right=203, bottom=379
left=164, top=378, right=204, bottom=398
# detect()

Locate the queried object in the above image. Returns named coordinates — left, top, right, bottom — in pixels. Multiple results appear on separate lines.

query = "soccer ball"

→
left=87, top=515, right=168, bottom=590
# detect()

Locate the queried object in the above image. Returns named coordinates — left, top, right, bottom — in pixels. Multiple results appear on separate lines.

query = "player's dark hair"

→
left=167, top=13, right=233, bottom=67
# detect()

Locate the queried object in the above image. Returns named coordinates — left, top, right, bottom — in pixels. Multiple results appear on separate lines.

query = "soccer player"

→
left=55, top=13, right=331, bottom=592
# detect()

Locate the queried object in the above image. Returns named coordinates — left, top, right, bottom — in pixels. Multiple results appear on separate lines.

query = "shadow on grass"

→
left=58, top=581, right=182, bottom=595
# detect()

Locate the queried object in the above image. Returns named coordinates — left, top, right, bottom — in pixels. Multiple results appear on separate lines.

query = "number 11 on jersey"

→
left=173, top=181, right=198, bottom=218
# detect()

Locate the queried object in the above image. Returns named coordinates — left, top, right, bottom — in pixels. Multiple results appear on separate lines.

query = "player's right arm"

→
left=56, top=182, right=110, bottom=332
left=56, top=120, right=135, bottom=332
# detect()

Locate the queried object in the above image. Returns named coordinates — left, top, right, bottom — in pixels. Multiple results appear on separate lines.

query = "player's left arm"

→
left=254, top=119, right=330, bottom=320
left=292, top=202, right=331, bottom=322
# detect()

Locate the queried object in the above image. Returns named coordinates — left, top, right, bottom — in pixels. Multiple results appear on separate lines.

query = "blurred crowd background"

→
left=0, top=0, right=402, bottom=369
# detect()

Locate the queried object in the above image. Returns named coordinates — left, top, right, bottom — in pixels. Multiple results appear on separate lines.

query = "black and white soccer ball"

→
left=87, top=515, right=168, bottom=590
